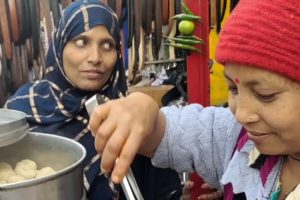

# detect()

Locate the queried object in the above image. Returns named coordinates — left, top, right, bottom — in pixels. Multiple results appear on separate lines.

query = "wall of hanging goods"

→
left=0, top=0, right=74, bottom=106
left=0, top=0, right=204, bottom=108
left=0, top=0, right=211, bottom=107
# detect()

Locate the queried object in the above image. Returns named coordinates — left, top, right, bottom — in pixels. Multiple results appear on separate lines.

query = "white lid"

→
left=0, top=109, right=29, bottom=147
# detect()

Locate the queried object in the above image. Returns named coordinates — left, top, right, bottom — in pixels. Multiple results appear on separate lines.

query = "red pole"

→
left=185, top=0, right=211, bottom=199
left=186, top=0, right=210, bottom=106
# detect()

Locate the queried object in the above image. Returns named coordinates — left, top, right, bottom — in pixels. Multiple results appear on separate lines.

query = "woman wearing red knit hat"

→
left=89, top=0, right=300, bottom=199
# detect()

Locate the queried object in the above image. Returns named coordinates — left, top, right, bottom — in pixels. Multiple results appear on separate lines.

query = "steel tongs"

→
left=85, top=94, right=144, bottom=200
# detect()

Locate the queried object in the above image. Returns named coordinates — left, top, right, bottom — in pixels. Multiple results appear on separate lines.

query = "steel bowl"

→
left=0, top=109, right=86, bottom=200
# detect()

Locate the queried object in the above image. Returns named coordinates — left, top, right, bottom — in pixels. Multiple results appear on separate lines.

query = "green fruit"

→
left=178, top=20, right=195, bottom=35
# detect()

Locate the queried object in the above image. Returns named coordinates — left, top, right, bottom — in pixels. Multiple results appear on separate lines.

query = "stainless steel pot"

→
left=0, top=109, right=86, bottom=200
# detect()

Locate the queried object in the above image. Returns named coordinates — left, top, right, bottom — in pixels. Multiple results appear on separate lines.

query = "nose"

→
left=87, top=45, right=101, bottom=65
left=232, top=97, right=260, bottom=125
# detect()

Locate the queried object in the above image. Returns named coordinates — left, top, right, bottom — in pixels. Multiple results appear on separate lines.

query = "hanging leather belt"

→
left=116, top=0, right=122, bottom=21
left=138, top=25, right=145, bottom=72
left=10, top=44, right=21, bottom=91
left=142, top=0, right=154, bottom=70
left=130, top=0, right=142, bottom=81
left=15, top=0, right=27, bottom=44
left=165, top=0, right=175, bottom=36
left=23, top=0, right=32, bottom=39
left=216, top=0, right=227, bottom=33
left=0, top=20, right=3, bottom=43
left=216, top=0, right=221, bottom=33
left=41, top=0, right=53, bottom=44
left=0, top=0, right=12, bottom=59
left=144, top=0, right=153, bottom=37
left=126, top=0, right=134, bottom=48
left=140, top=0, right=148, bottom=72
left=167, top=0, right=176, bottom=60
left=153, top=0, right=162, bottom=59
left=29, top=0, right=40, bottom=59
left=26, top=38, right=33, bottom=66
left=7, top=0, right=20, bottom=43
left=210, top=0, right=216, bottom=30
left=126, top=0, right=135, bottom=82
left=106, top=0, right=122, bottom=23
left=162, top=0, right=169, bottom=25
left=49, top=0, right=60, bottom=27
left=133, top=0, right=141, bottom=51
left=0, top=44, right=9, bottom=106
left=175, top=0, right=182, bottom=14
left=20, top=43, right=29, bottom=83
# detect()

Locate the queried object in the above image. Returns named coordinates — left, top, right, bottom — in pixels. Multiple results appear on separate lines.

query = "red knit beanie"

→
left=216, top=0, right=300, bottom=82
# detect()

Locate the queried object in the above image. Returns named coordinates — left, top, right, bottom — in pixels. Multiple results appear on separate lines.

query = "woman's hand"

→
left=89, top=92, right=165, bottom=183
left=180, top=181, right=194, bottom=200
left=181, top=181, right=222, bottom=200
left=198, top=182, right=222, bottom=200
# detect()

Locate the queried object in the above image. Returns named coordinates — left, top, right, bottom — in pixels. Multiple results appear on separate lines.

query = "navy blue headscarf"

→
left=6, top=0, right=127, bottom=199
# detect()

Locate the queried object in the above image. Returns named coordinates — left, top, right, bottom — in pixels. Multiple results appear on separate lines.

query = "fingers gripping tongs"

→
left=85, top=94, right=144, bottom=200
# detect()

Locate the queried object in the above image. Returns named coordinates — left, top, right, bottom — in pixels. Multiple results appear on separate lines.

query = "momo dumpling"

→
left=0, top=162, right=13, bottom=171
left=0, top=162, right=15, bottom=180
left=36, top=167, right=56, bottom=178
left=0, top=170, right=15, bottom=180
left=0, top=179, right=7, bottom=185
left=6, top=174, right=26, bottom=183
left=15, top=159, right=37, bottom=180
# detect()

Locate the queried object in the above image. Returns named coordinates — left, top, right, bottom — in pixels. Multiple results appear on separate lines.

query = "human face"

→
left=62, top=25, right=117, bottom=91
left=225, top=64, right=300, bottom=158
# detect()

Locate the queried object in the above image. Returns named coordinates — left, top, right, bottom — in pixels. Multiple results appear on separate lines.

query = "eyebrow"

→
left=101, top=37, right=116, bottom=44
left=70, top=35, right=87, bottom=42
left=72, top=35, right=115, bottom=43
left=224, top=72, right=261, bottom=87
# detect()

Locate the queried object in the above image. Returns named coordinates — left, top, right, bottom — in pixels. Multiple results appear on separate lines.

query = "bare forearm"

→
left=139, top=110, right=166, bottom=157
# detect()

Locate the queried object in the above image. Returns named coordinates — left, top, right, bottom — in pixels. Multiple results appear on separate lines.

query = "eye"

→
left=255, top=92, right=276, bottom=102
left=74, top=38, right=88, bottom=48
left=228, top=85, right=238, bottom=95
left=224, top=74, right=238, bottom=95
left=101, top=41, right=116, bottom=51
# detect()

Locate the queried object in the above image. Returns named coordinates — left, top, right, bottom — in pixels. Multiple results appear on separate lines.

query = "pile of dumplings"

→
left=0, top=159, right=56, bottom=185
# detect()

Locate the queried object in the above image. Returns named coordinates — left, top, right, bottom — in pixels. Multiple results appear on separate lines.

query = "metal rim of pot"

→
left=0, top=108, right=87, bottom=199
left=0, top=108, right=29, bottom=147
left=0, top=132, right=87, bottom=189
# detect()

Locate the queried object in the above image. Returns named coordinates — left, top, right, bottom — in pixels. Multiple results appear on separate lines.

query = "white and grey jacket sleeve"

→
left=151, top=104, right=243, bottom=188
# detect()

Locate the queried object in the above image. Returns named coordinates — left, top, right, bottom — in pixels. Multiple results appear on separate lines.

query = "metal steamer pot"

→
left=0, top=109, right=87, bottom=200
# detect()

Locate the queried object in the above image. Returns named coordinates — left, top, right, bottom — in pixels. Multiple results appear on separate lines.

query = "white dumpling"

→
left=15, top=159, right=37, bottom=180
left=0, top=179, right=7, bottom=185
left=0, top=162, right=13, bottom=171
left=6, top=174, right=26, bottom=183
left=0, top=162, right=15, bottom=180
left=0, top=170, right=16, bottom=180
left=36, top=167, right=56, bottom=178
left=15, top=159, right=37, bottom=170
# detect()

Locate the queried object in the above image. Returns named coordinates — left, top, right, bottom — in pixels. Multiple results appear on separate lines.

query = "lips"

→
left=247, top=130, right=270, bottom=142
left=82, top=70, right=103, bottom=79
left=248, top=131, right=268, bottom=137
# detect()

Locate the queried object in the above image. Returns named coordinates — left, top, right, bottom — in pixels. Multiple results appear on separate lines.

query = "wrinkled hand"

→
left=180, top=181, right=222, bottom=200
left=89, top=92, right=162, bottom=183
left=180, top=181, right=194, bottom=200
left=198, top=183, right=222, bottom=200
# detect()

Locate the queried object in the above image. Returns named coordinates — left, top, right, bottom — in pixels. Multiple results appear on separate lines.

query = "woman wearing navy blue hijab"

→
left=5, top=0, right=181, bottom=199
